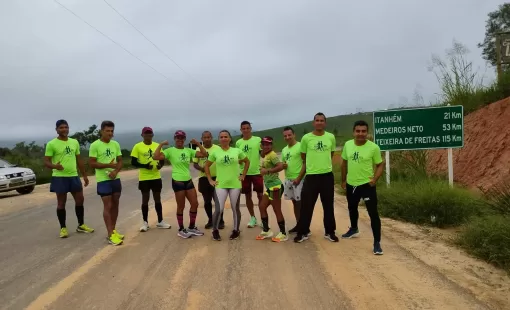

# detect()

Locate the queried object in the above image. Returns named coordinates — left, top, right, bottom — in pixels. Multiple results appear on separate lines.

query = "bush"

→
left=378, top=179, right=486, bottom=227
left=457, top=215, right=510, bottom=272
left=479, top=180, right=510, bottom=216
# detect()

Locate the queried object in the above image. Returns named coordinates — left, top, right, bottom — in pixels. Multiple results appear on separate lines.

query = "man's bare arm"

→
left=76, top=155, right=87, bottom=176
left=341, top=159, right=347, bottom=183
left=89, top=157, right=116, bottom=169
left=373, top=161, right=384, bottom=182
left=194, top=163, right=204, bottom=172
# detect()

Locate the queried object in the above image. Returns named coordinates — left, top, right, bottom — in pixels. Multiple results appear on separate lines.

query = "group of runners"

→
left=43, top=112, right=385, bottom=255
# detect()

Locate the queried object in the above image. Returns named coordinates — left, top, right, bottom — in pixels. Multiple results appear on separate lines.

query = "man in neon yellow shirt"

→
left=44, top=119, right=94, bottom=238
left=131, top=127, right=171, bottom=232
left=235, top=121, right=263, bottom=228
left=281, top=126, right=306, bottom=234
left=341, top=120, right=385, bottom=255
left=193, top=131, right=224, bottom=229
left=88, top=121, right=124, bottom=246
left=294, top=112, right=339, bottom=243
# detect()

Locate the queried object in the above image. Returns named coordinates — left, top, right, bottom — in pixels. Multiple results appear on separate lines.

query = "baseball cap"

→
left=174, top=130, right=186, bottom=138
left=261, top=136, right=273, bottom=144
left=141, top=127, right=153, bottom=134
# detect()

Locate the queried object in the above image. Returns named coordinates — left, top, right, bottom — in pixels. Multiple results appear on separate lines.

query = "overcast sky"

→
left=0, top=0, right=504, bottom=140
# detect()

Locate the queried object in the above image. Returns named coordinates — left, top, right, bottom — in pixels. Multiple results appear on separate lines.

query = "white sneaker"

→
left=140, top=221, right=149, bottom=232
left=156, top=220, right=171, bottom=229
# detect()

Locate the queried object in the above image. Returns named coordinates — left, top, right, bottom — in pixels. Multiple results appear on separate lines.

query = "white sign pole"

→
left=447, top=148, right=453, bottom=187
left=385, top=151, right=390, bottom=187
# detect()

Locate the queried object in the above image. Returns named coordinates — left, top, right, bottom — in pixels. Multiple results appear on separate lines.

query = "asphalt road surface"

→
left=0, top=168, right=495, bottom=310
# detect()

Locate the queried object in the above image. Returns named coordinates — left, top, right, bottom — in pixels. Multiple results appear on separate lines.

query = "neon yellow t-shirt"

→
left=44, top=138, right=81, bottom=177
left=131, top=141, right=161, bottom=181
left=193, top=144, right=220, bottom=178
left=341, top=139, right=383, bottom=186
left=208, top=147, right=246, bottom=189
left=235, top=136, right=261, bottom=175
left=88, top=139, right=122, bottom=183
left=281, top=142, right=302, bottom=180
left=162, top=147, right=197, bottom=181
left=261, top=151, right=282, bottom=188
left=300, top=132, right=336, bottom=175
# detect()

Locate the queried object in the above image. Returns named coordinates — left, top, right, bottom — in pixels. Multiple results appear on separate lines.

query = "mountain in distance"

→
left=0, top=128, right=237, bottom=149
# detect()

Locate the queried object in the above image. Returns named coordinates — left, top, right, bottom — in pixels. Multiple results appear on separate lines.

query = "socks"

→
left=141, top=204, right=149, bottom=222
left=261, top=217, right=269, bottom=232
left=57, top=209, right=66, bottom=228
left=177, top=213, right=184, bottom=230
left=278, top=220, right=286, bottom=235
left=220, top=211, right=224, bottom=223
left=189, top=211, right=197, bottom=229
left=155, top=202, right=163, bottom=222
left=75, top=206, right=84, bottom=226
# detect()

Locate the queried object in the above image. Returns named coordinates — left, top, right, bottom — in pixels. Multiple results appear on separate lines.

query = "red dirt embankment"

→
left=428, top=97, right=510, bottom=190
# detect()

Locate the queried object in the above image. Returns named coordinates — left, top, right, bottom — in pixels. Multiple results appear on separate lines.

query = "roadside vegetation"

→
left=334, top=4, right=510, bottom=273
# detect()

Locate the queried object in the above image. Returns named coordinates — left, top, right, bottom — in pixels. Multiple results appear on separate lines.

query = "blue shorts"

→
left=97, top=179, right=122, bottom=197
left=50, top=176, right=83, bottom=194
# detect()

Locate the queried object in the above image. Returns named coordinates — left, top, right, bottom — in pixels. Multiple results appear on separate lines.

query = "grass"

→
left=377, top=179, right=486, bottom=227
left=457, top=215, right=510, bottom=272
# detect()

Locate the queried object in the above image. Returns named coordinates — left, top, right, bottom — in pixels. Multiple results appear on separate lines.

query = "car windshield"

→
left=0, top=159, right=14, bottom=168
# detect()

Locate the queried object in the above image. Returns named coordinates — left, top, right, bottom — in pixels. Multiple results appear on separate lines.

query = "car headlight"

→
left=23, top=170, right=34, bottom=176
left=0, top=175, right=5, bottom=180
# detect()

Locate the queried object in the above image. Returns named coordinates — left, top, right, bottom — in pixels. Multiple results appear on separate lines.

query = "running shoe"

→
left=76, top=224, right=95, bottom=233
left=272, top=232, right=288, bottom=242
left=229, top=230, right=240, bottom=240
left=178, top=229, right=192, bottom=239
left=140, top=221, right=150, bottom=232
left=59, top=227, right=68, bottom=238
left=188, top=227, right=204, bottom=236
left=156, top=220, right=171, bottom=229
left=373, top=242, right=384, bottom=255
left=107, top=234, right=123, bottom=246
left=341, top=227, right=360, bottom=239
left=212, top=229, right=221, bottom=241
left=293, top=233, right=309, bottom=243
left=324, top=232, right=339, bottom=242
left=256, top=230, right=274, bottom=240
left=113, top=230, right=125, bottom=240
left=247, top=216, right=258, bottom=228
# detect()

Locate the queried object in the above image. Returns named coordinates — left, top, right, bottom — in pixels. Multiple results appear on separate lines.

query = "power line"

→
left=53, top=0, right=170, bottom=80
left=53, top=0, right=209, bottom=104
left=102, top=0, right=225, bottom=104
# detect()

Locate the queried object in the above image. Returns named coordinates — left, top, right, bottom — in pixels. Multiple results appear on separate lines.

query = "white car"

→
left=0, top=158, right=37, bottom=194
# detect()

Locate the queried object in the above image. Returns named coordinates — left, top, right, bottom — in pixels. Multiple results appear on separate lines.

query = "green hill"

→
left=231, top=112, right=374, bottom=151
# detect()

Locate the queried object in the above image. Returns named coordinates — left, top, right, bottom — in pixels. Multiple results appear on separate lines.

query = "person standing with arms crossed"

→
left=341, top=120, right=384, bottom=255
left=88, top=121, right=124, bottom=246
left=235, top=121, right=263, bottom=228
left=205, top=130, right=250, bottom=241
left=130, top=127, right=171, bottom=232
left=153, top=130, right=208, bottom=239
left=281, top=126, right=306, bottom=234
left=193, top=131, right=224, bottom=229
left=294, top=112, right=339, bottom=243
left=44, top=119, right=94, bottom=238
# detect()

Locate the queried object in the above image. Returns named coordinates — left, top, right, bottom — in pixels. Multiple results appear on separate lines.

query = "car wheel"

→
left=16, top=186, right=35, bottom=195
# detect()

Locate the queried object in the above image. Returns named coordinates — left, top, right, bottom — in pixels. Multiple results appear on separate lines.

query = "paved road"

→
left=0, top=169, right=494, bottom=310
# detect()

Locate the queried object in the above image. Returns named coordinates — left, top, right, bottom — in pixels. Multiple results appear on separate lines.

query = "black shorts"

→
left=138, top=179, right=163, bottom=192
left=97, top=179, right=122, bottom=197
left=198, top=176, right=215, bottom=194
left=50, top=176, right=83, bottom=194
left=171, top=179, right=194, bottom=192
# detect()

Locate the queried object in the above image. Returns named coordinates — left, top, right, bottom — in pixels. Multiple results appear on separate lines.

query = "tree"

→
left=70, top=125, right=100, bottom=149
left=478, top=3, right=510, bottom=67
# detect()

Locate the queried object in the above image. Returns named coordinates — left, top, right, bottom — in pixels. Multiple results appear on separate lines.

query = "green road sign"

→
left=373, top=106, right=464, bottom=151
